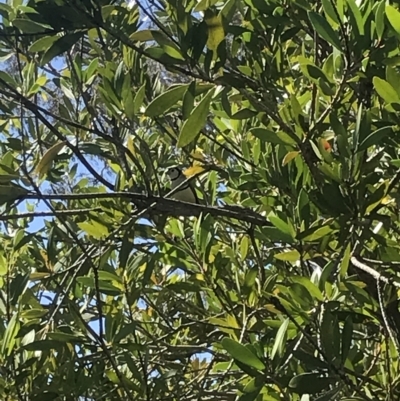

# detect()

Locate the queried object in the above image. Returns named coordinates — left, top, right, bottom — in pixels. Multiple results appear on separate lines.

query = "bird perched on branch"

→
left=167, top=167, right=199, bottom=204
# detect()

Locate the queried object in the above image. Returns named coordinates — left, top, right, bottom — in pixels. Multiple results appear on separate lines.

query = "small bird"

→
left=167, top=167, right=199, bottom=204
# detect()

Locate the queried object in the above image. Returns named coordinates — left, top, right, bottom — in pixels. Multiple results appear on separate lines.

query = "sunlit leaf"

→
left=177, top=88, right=215, bottom=147
left=145, top=85, right=188, bottom=117
left=373, top=77, right=400, bottom=103
left=386, top=5, right=400, bottom=36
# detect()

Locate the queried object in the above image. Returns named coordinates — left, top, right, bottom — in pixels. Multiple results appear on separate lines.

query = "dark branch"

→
left=20, top=191, right=272, bottom=227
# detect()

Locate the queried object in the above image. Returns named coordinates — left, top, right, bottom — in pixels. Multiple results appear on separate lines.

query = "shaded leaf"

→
left=308, top=11, right=342, bottom=50
left=34, top=141, right=66, bottom=177
left=221, top=338, right=265, bottom=371
left=289, top=373, right=336, bottom=394
left=13, top=18, right=52, bottom=33
left=358, top=126, right=394, bottom=152
left=40, top=32, right=84, bottom=66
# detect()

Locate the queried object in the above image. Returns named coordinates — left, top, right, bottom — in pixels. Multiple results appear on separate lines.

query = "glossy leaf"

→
left=270, top=318, right=289, bottom=359
left=221, top=338, right=265, bottom=371
left=145, top=85, right=188, bottom=117
left=358, top=126, right=394, bottom=151
left=177, top=88, right=215, bottom=147
left=308, top=11, right=342, bottom=51
left=373, top=77, right=399, bottom=103
left=386, top=5, right=400, bottom=36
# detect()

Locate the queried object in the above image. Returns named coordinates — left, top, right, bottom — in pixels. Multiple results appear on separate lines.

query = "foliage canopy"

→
left=1, top=0, right=400, bottom=400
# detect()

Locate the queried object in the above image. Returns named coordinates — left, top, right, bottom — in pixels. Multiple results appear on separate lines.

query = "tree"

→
left=0, top=0, right=400, bottom=399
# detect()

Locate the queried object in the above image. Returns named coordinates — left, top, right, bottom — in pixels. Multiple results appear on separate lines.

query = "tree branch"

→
left=20, top=191, right=272, bottom=227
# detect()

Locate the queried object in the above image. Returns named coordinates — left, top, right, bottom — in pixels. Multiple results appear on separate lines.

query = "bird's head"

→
left=167, top=166, right=183, bottom=181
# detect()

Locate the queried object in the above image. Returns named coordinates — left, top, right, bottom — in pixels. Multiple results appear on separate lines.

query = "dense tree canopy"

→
left=1, top=0, right=400, bottom=400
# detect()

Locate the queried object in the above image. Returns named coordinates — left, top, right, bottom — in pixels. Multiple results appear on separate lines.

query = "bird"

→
left=167, top=167, right=199, bottom=204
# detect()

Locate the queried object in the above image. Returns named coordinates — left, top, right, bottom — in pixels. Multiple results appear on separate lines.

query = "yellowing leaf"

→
left=274, top=250, right=300, bottom=261
left=205, top=13, right=225, bottom=54
left=34, top=141, right=66, bottom=177
left=130, top=29, right=153, bottom=42
left=282, top=151, right=299, bottom=166
left=191, top=148, right=206, bottom=161
left=183, top=165, right=205, bottom=177
left=126, top=136, right=136, bottom=157
left=78, top=221, right=109, bottom=239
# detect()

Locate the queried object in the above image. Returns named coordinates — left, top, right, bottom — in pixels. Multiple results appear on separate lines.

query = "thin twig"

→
left=350, top=256, right=400, bottom=289
left=0, top=208, right=101, bottom=221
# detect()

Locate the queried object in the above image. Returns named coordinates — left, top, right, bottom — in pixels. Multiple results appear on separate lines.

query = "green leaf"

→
left=48, top=332, right=85, bottom=343
left=244, top=268, right=258, bottom=287
left=78, top=220, right=109, bottom=239
left=231, top=108, right=257, bottom=120
left=240, top=236, right=249, bottom=261
left=340, top=243, right=351, bottom=278
left=308, top=11, right=342, bottom=51
left=321, top=0, right=340, bottom=24
left=346, top=0, right=363, bottom=35
left=373, top=77, right=400, bottom=103
left=375, top=1, right=385, bottom=41
left=205, top=12, right=225, bottom=54
left=386, top=5, right=400, bottom=36
left=34, top=141, right=66, bottom=177
left=0, top=184, right=29, bottom=205
left=0, top=252, right=6, bottom=276
left=130, top=29, right=153, bottom=42
left=177, top=88, right=215, bottom=147
left=358, top=126, right=394, bottom=152
left=194, top=0, right=219, bottom=12
left=290, top=277, right=324, bottom=301
left=390, top=159, right=400, bottom=167
left=259, top=227, right=296, bottom=244
left=145, top=85, right=188, bottom=117
left=182, top=81, right=195, bottom=120
left=1, top=314, right=20, bottom=356
left=133, top=83, right=146, bottom=115
left=300, top=225, right=334, bottom=242
left=274, top=250, right=300, bottom=261
left=270, top=318, right=289, bottom=359
left=321, top=309, right=340, bottom=363
left=250, top=128, right=297, bottom=145
left=151, top=30, right=185, bottom=60
left=289, top=373, right=336, bottom=394
left=29, top=35, right=58, bottom=52
left=40, top=32, right=84, bottom=66
left=268, top=212, right=294, bottom=238
left=386, top=66, right=400, bottom=97
left=313, top=387, right=341, bottom=401
left=12, top=18, right=51, bottom=33
left=221, top=338, right=265, bottom=371
left=341, top=315, right=353, bottom=363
